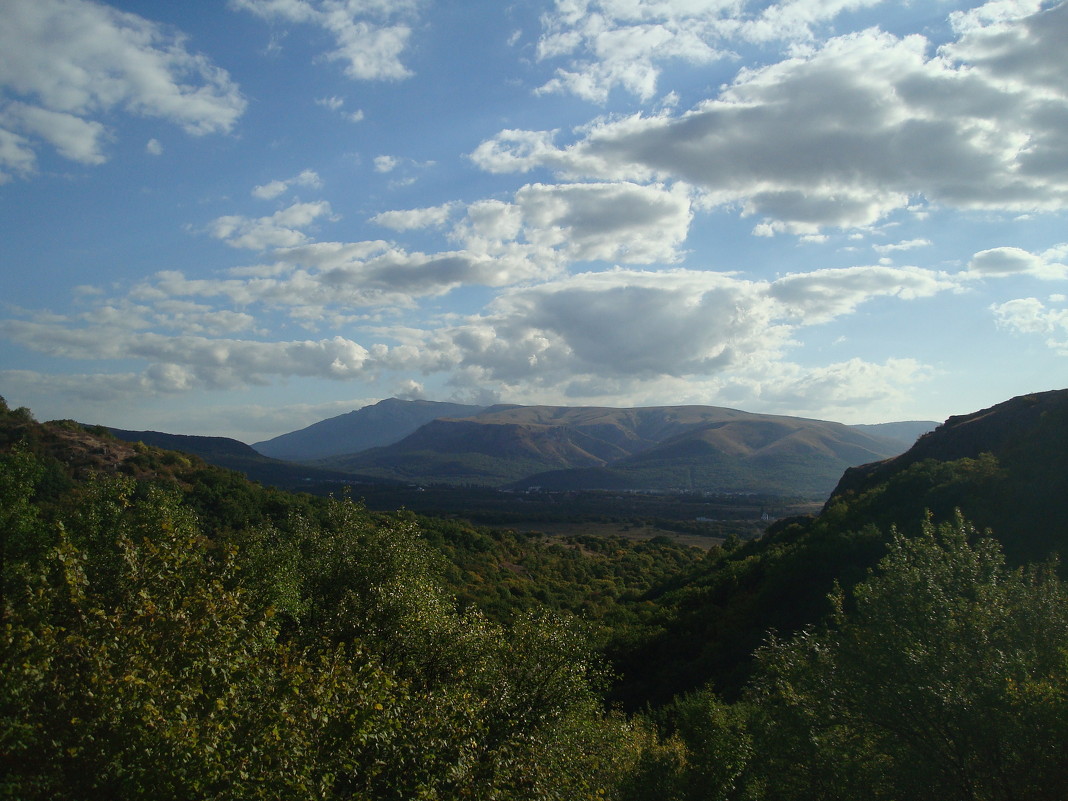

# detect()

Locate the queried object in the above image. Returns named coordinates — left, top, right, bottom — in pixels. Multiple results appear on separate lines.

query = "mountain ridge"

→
left=316, top=401, right=935, bottom=497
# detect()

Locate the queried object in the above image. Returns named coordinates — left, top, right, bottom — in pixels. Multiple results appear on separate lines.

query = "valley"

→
left=3, top=389, right=1067, bottom=800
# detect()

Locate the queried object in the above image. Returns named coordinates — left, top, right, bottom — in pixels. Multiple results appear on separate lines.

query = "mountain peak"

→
left=252, top=398, right=485, bottom=461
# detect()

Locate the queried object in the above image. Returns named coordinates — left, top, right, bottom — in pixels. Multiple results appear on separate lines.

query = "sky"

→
left=1, top=0, right=1066, bottom=443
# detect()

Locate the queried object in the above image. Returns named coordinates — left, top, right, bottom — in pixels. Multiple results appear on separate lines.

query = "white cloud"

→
left=146, top=138, right=163, bottom=155
left=232, top=0, right=422, bottom=80
left=368, top=265, right=943, bottom=422
left=714, top=356, right=934, bottom=423
left=443, top=181, right=693, bottom=266
left=945, top=0, right=1068, bottom=96
left=133, top=234, right=560, bottom=317
left=769, top=265, right=958, bottom=323
left=315, top=94, right=364, bottom=121
left=991, top=296, right=1068, bottom=354
left=476, top=3, right=1068, bottom=233
left=0, top=102, right=109, bottom=165
left=369, top=184, right=691, bottom=269
left=0, top=318, right=375, bottom=388
left=208, top=200, right=334, bottom=249
left=872, top=238, right=932, bottom=255
left=0, top=0, right=245, bottom=175
left=966, top=245, right=1068, bottom=279
left=393, top=378, right=426, bottom=400
left=414, top=265, right=955, bottom=395
left=469, top=129, right=564, bottom=174
left=0, top=245, right=957, bottom=419
left=374, top=154, right=399, bottom=172
left=251, top=180, right=289, bottom=200
left=510, top=181, right=692, bottom=263
left=251, top=168, right=323, bottom=199
left=0, top=128, right=36, bottom=181
left=316, top=95, right=345, bottom=111
left=534, top=0, right=891, bottom=103
left=372, top=203, right=456, bottom=231
left=149, top=300, right=259, bottom=336
left=737, top=0, right=891, bottom=43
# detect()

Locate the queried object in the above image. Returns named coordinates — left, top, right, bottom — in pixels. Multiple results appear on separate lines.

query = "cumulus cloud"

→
left=315, top=94, right=364, bottom=121
left=251, top=169, right=323, bottom=199
left=508, top=181, right=692, bottom=263
left=872, top=238, right=931, bottom=255
left=0, top=128, right=36, bottom=181
left=134, top=235, right=560, bottom=318
left=372, top=203, right=456, bottom=231
left=0, top=102, right=109, bottom=165
left=714, top=356, right=935, bottom=422
left=347, top=264, right=942, bottom=422
left=0, top=0, right=245, bottom=177
left=476, top=2, right=1068, bottom=233
left=2, top=232, right=961, bottom=412
left=208, top=200, right=334, bottom=249
left=991, top=296, right=1068, bottom=354
left=411, top=265, right=956, bottom=397
left=965, top=246, right=1068, bottom=279
left=769, top=265, right=959, bottom=323
left=0, top=317, right=375, bottom=389
left=231, top=182, right=695, bottom=309
left=0, top=249, right=970, bottom=446
left=232, top=0, right=422, bottom=80
left=374, top=155, right=399, bottom=172
left=446, top=181, right=693, bottom=266
left=534, top=0, right=890, bottom=102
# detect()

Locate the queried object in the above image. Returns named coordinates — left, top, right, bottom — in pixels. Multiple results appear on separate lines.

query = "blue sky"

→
left=1, top=0, right=1066, bottom=442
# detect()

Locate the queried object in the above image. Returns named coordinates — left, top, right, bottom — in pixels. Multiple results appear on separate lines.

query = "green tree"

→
left=747, top=513, right=1068, bottom=801
left=616, top=688, right=752, bottom=801
left=0, top=445, right=44, bottom=617
left=1, top=477, right=400, bottom=800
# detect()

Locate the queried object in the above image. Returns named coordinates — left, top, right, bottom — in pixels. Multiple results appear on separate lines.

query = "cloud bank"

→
left=0, top=0, right=245, bottom=180
left=478, top=1, right=1068, bottom=233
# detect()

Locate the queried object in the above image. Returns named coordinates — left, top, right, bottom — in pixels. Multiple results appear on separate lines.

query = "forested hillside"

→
left=610, top=390, right=1068, bottom=705
left=3, top=394, right=1067, bottom=800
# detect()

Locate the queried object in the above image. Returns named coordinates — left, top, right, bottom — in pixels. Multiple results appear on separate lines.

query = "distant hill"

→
left=107, top=428, right=371, bottom=491
left=848, top=420, right=935, bottom=451
left=253, top=398, right=484, bottom=461
left=322, top=403, right=931, bottom=498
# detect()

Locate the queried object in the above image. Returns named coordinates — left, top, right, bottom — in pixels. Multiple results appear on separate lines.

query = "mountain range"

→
left=253, top=400, right=935, bottom=498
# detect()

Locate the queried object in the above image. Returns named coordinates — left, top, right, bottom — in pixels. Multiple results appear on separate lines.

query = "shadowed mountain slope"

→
left=108, top=428, right=369, bottom=490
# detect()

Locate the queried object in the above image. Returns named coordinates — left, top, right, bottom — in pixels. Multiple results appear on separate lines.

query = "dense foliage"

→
left=609, top=440, right=1068, bottom=705
left=745, top=514, right=1068, bottom=800
left=3, top=397, right=1068, bottom=799
left=1, top=448, right=637, bottom=799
